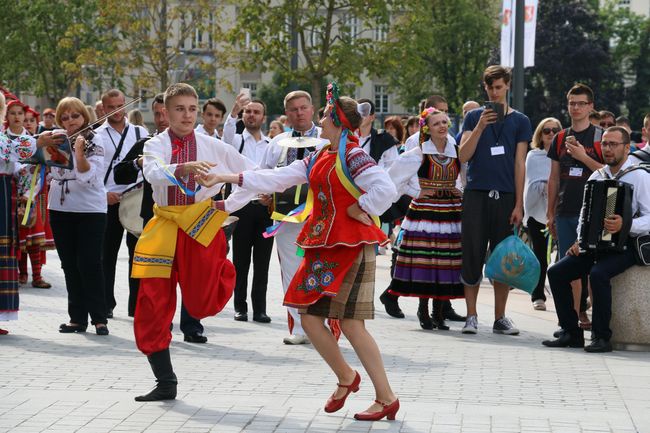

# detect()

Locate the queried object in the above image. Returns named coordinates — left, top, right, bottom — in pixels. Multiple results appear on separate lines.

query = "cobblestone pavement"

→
left=1, top=243, right=649, bottom=433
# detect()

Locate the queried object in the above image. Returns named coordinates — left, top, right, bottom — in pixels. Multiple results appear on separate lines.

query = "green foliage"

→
left=381, top=0, right=499, bottom=113
left=524, top=0, right=624, bottom=127
left=257, top=72, right=327, bottom=116
left=226, top=0, right=392, bottom=111
left=0, top=0, right=101, bottom=104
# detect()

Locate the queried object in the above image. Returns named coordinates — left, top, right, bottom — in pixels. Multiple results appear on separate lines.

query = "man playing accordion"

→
left=543, top=126, right=650, bottom=352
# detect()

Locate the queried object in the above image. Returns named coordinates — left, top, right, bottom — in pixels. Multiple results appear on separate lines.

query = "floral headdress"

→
left=418, top=107, right=448, bottom=145
left=326, top=81, right=347, bottom=129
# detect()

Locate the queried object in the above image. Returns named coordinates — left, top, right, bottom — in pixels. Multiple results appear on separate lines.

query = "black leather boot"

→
left=417, top=298, right=434, bottom=330
left=442, top=300, right=466, bottom=322
left=379, top=289, right=405, bottom=319
left=135, top=349, right=178, bottom=402
left=431, top=300, right=450, bottom=330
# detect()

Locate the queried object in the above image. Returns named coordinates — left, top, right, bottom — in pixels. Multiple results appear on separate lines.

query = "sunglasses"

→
left=60, top=113, right=82, bottom=123
left=542, top=127, right=560, bottom=135
left=600, top=122, right=615, bottom=128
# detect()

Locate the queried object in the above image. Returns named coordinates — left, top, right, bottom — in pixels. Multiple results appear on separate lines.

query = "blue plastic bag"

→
left=485, top=228, right=540, bottom=294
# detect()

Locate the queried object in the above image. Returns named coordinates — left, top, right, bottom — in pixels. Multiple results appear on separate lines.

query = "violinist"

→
left=49, top=97, right=110, bottom=336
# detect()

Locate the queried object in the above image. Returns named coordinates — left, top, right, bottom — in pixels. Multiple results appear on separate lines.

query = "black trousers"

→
left=526, top=217, right=548, bottom=302
left=232, top=202, right=274, bottom=314
left=50, top=210, right=108, bottom=325
left=547, top=247, right=636, bottom=340
left=103, top=203, right=138, bottom=313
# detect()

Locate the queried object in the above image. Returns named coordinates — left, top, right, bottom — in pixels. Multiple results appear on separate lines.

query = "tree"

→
left=0, top=0, right=101, bottom=104
left=524, top=0, right=624, bottom=127
left=381, top=0, right=500, bottom=113
left=227, top=0, right=392, bottom=112
left=257, top=72, right=327, bottom=116
left=599, top=1, right=650, bottom=128
left=93, top=0, right=227, bottom=94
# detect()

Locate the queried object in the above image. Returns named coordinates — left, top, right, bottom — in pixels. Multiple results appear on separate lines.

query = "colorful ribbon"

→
left=21, top=164, right=45, bottom=226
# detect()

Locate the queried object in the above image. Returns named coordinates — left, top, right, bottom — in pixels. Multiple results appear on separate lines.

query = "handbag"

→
left=633, top=234, right=650, bottom=266
left=485, top=227, right=541, bottom=294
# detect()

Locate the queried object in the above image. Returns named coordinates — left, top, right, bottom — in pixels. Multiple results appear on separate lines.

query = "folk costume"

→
left=0, top=129, right=36, bottom=329
left=235, top=85, right=396, bottom=319
left=133, top=129, right=254, bottom=401
left=386, top=108, right=464, bottom=330
left=14, top=126, right=55, bottom=288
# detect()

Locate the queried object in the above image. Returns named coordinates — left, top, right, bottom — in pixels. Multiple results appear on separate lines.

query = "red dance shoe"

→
left=323, top=371, right=361, bottom=413
left=354, top=399, right=400, bottom=421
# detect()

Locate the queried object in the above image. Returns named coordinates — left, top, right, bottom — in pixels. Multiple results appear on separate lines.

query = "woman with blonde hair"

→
left=50, top=97, right=109, bottom=335
left=524, top=117, right=562, bottom=311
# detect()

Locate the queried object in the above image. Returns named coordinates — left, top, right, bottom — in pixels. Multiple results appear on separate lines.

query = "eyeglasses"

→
left=568, top=101, right=590, bottom=108
left=59, top=113, right=82, bottom=122
left=600, top=140, right=626, bottom=148
left=542, top=127, right=560, bottom=135
left=600, top=121, right=615, bottom=128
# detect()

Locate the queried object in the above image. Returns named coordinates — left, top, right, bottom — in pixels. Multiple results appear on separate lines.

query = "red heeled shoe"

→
left=324, top=371, right=361, bottom=413
left=354, top=399, right=400, bottom=421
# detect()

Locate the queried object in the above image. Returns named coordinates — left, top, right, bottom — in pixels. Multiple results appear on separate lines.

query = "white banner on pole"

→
left=500, top=0, right=538, bottom=67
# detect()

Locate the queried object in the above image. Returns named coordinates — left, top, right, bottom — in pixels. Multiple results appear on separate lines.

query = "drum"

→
left=119, top=183, right=144, bottom=237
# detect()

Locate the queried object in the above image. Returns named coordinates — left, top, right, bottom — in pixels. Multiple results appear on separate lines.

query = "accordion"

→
left=578, top=179, right=633, bottom=252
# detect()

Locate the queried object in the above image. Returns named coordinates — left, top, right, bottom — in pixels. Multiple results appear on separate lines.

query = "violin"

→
left=70, top=128, right=96, bottom=152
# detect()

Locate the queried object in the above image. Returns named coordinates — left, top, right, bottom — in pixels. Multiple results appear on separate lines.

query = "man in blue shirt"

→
left=458, top=65, right=532, bottom=335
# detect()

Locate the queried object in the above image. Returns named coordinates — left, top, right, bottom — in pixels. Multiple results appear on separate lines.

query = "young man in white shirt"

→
left=195, top=98, right=225, bottom=139
left=543, top=127, right=650, bottom=352
left=222, top=96, right=273, bottom=323
left=96, top=89, right=149, bottom=319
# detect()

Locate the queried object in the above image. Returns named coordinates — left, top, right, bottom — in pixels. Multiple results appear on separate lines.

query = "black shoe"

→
left=234, top=312, right=248, bottom=322
left=95, top=325, right=109, bottom=336
left=135, top=349, right=177, bottom=402
left=584, top=338, right=613, bottom=353
left=253, top=313, right=271, bottom=323
left=106, top=309, right=114, bottom=319
left=417, top=300, right=434, bottom=330
left=184, top=333, right=208, bottom=343
left=542, top=330, right=584, bottom=348
left=431, top=300, right=450, bottom=331
left=443, top=302, right=466, bottom=322
left=59, top=323, right=87, bottom=333
left=553, top=328, right=566, bottom=338
left=379, top=290, right=405, bottom=319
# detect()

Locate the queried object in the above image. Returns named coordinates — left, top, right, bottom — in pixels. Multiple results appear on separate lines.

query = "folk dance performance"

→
left=131, top=83, right=254, bottom=401
left=204, top=83, right=400, bottom=421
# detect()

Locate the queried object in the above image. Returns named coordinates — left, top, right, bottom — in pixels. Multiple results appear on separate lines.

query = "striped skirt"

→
left=388, top=192, right=464, bottom=299
left=0, top=175, right=19, bottom=320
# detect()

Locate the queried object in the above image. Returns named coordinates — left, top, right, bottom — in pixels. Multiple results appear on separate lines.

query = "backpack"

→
left=555, top=127, right=603, bottom=162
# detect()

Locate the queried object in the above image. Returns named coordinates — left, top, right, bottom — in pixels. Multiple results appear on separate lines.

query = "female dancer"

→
left=386, top=108, right=464, bottom=330
left=49, top=97, right=109, bottom=335
left=203, top=84, right=400, bottom=421
left=0, top=95, right=62, bottom=334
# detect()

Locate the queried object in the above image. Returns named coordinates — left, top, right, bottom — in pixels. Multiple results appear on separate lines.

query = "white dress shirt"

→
left=221, top=114, right=269, bottom=166
left=259, top=124, right=324, bottom=169
left=96, top=120, right=149, bottom=194
left=358, top=131, right=399, bottom=170
left=143, top=130, right=256, bottom=211
left=195, top=124, right=220, bottom=139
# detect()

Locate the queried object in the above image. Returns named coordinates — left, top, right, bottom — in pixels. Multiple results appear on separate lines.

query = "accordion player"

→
left=578, top=178, right=633, bottom=252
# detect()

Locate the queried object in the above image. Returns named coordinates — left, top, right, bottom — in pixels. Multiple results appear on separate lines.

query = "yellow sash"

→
left=131, top=201, right=229, bottom=279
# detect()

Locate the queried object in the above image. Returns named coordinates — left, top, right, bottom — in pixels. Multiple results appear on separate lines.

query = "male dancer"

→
left=132, top=83, right=254, bottom=401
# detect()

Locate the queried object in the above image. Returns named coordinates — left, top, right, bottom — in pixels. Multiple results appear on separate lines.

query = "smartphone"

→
left=484, top=101, right=505, bottom=122
left=239, top=87, right=251, bottom=100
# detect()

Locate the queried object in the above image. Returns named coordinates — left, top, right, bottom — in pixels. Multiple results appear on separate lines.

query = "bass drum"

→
left=119, top=183, right=144, bottom=237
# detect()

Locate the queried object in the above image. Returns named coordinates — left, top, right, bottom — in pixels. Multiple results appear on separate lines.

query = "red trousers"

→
left=134, top=228, right=236, bottom=355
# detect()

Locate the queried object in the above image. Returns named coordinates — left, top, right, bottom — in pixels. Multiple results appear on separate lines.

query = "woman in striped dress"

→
left=387, top=108, right=464, bottom=330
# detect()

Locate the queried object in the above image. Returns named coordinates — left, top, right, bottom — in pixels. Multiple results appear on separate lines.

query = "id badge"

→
left=491, top=145, right=505, bottom=156
left=569, top=167, right=583, bottom=177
